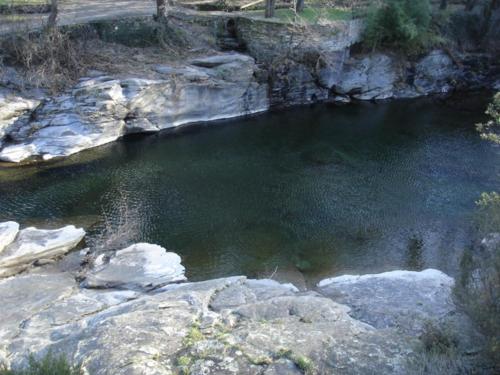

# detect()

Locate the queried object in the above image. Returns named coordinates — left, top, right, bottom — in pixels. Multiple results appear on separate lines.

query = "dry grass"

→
left=0, top=27, right=101, bottom=92
left=0, top=19, right=209, bottom=93
left=407, top=322, right=468, bottom=375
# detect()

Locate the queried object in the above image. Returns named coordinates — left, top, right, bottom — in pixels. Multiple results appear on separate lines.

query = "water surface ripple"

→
left=0, top=94, right=498, bottom=286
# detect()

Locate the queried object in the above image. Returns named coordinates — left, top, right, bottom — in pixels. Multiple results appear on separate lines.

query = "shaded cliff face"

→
left=231, top=15, right=498, bottom=106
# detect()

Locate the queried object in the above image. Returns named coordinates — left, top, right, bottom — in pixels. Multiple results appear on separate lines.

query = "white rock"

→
left=83, top=243, right=186, bottom=291
left=0, top=221, right=19, bottom=254
left=317, top=269, right=457, bottom=336
left=0, top=225, right=85, bottom=278
left=0, top=90, right=40, bottom=143
left=0, top=53, right=269, bottom=163
left=317, top=268, right=453, bottom=288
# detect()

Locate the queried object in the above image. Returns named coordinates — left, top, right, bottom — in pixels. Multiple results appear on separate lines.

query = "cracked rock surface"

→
left=0, top=220, right=486, bottom=374
left=0, top=52, right=269, bottom=163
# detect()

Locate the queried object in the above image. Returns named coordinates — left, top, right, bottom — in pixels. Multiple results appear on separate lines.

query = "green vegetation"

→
left=456, top=236, right=500, bottom=367
left=455, top=94, right=500, bottom=369
left=475, top=191, right=500, bottom=234
left=271, top=7, right=352, bottom=23
left=176, top=356, right=192, bottom=375
left=363, top=0, right=440, bottom=53
left=476, top=92, right=500, bottom=144
left=275, top=348, right=314, bottom=374
left=246, top=7, right=351, bottom=24
left=0, top=352, right=81, bottom=375
left=475, top=93, right=500, bottom=235
left=182, top=323, right=204, bottom=347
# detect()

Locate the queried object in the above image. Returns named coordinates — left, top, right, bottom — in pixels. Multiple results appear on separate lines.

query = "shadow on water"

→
left=0, top=92, right=498, bottom=285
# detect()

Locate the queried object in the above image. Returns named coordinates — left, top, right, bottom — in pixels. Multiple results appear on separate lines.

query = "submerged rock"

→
left=0, top=223, right=85, bottom=278
left=82, top=243, right=186, bottom=291
left=0, top=52, right=269, bottom=163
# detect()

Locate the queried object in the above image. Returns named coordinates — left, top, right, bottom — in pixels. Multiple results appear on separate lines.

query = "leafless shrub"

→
left=407, top=350, right=468, bottom=375
left=0, top=26, right=97, bottom=93
left=87, top=189, right=143, bottom=254
left=407, top=322, right=468, bottom=375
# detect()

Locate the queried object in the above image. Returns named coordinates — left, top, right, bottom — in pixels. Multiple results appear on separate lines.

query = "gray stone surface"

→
left=317, top=269, right=485, bottom=358
left=414, top=50, right=457, bottom=94
left=334, top=54, right=399, bottom=100
left=0, top=221, right=19, bottom=254
left=0, top=223, right=85, bottom=278
left=0, top=52, right=269, bottom=163
left=0, top=251, right=484, bottom=375
left=0, top=90, right=40, bottom=147
left=318, top=269, right=456, bottom=335
left=82, top=243, right=186, bottom=291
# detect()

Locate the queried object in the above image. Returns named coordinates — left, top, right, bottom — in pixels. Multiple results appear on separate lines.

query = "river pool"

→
left=0, top=93, right=498, bottom=287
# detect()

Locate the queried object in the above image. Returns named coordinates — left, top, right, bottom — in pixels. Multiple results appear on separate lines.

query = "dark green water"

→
left=0, top=93, right=498, bottom=286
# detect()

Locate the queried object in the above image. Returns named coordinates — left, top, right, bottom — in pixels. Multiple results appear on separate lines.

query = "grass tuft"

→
left=0, top=351, right=81, bottom=375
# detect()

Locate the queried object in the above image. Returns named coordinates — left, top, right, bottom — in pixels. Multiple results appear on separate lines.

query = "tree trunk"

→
left=47, top=0, right=58, bottom=28
left=296, top=0, right=305, bottom=13
left=265, top=0, right=275, bottom=18
left=157, top=0, right=167, bottom=19
left=465, top=0, right=477, bottom=11
left=440, top=0, right=447, bottom=10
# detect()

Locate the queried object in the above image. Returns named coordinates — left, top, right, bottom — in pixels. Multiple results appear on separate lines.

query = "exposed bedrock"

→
left=0, top=220, right=490, bottom=375
left=232, top=15, right=497, bottom=106
left=0, top=224, right=85, bottom=278
left=0, top=52, right=269, bottom=163
left=0, top=12, right=498, bottom=163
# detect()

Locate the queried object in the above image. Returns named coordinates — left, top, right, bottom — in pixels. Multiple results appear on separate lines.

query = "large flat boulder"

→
left=0, top=225, right=85, bottom=278
left=317, top=269, right=455, bottom=335
left=82, top=243, right=186, bottom=291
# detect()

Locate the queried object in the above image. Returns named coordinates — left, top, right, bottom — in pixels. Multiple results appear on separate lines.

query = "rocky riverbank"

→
left=0, top=220, right=491, bottom=374
left=0, top=7, right=499, bottom=164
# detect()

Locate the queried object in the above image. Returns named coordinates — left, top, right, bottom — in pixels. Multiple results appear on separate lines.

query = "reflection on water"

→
left=0, top=93, right=498, bottom=286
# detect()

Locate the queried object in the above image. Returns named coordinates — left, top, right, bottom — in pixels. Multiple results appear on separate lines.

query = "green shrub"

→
left=475, top=192, right=500, bottom=235
left=362, top=0, right=438, bottom=53
left=456, top=191, right=500, bottom=369
left=456, top=241, right=500, bottom=368
left=463, top=92, right=500, bottom=371
left=476, top=92, right=500, bottom=144
left=0, top=352, right=81, bottom=375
